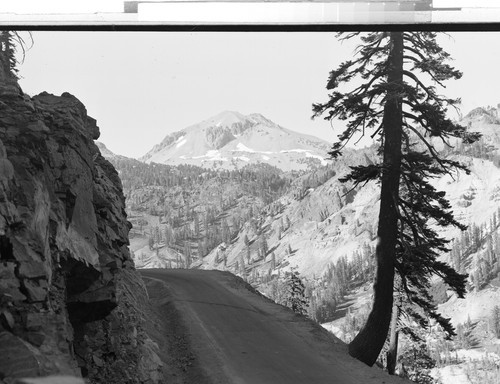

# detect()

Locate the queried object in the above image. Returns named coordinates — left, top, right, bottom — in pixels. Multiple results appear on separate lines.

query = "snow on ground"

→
left=429, top=346, right=500, bottom=384
left=233, top=142, right=274, bottom=154
left=191, top=153, right=207, bottom=159
left=280, top=149, right=310, bottom=153
left=234, top=156, right=250, bottom=162
left=131, top=239, right=182, bottom=269
left=175, top=137, right=187, bottom=148
left=434, top=157, right=500, bottom=240
left=236, top=142, right=256, bottom=152
left=451, top=348, right=500, bottom=363
left=431, top=365, right=472, bottom=384
left=262, top=155, right=270, bottom=161
left=321, top=323, right=343, bottom=339
left=198, top=150, right=228, bottom=162
left=438, top=286, right=500, bottom=325
left=305, top=152, right=328, bottom=166
left=141, top=111, right=331, bottom=171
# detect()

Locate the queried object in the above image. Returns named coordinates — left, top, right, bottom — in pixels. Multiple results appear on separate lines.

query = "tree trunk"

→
left=386, top=303, right=400, bottom=374
left=348, top=31, right=404, bottom=366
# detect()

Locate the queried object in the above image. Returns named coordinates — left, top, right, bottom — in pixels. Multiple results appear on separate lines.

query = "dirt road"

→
left=141, top=269, right=407, bottom=384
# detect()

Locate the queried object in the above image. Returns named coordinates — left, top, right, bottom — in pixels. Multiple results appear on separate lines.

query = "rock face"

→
left=0, top=81, right=161, bottom=382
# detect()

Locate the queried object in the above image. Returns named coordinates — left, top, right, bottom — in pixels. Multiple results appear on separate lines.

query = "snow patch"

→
left=201, top=150, right=228, bottom=162
left=206, top=150, right=220, bottom=158
left=431, top=365, right=472, bottom=384
left=438, top=287, right=500, bottom=326
left=232, top=143, right=273, bottom=154
left=176, top=137, right=187, bottom=148
left=280, top=149, right=310, bottom=153
left=262, top=155, right=270, bottom=161
left=321, top=323, right=343, bottom=339
left=279, top=148, right=328, bottom=165
left=236, top=143, right=256, bottom=152
left=235, top=156, right=250, bottom=162
left=191, top=154, right=208, bottom=159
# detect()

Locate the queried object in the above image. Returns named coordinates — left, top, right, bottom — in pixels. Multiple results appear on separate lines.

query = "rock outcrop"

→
left=0, top=80, right=161, bottom=382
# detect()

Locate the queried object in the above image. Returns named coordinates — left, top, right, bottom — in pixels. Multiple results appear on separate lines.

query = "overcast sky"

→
left=17, top=31, right=500, bottom=159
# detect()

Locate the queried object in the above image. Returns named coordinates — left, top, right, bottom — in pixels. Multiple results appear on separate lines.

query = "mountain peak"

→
left=204, top=111, right=246, bottom=128
left=141, top=111, right=331, bottom=171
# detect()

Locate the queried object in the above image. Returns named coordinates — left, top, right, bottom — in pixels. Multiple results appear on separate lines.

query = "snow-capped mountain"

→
left=140, top=111, right=331, bottom=171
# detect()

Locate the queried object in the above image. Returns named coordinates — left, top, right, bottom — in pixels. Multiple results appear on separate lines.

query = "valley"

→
left=100, top=106, right=500, bottom=384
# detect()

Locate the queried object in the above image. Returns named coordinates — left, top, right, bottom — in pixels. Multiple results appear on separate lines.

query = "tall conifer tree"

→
left=0, top=31, right=32, bottom=80
left=313, top=32, right=480, bottom=366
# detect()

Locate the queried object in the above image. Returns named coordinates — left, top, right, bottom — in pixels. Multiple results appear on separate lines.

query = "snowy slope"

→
left=196, top=107, right=500, bottom=331
left=197, top=147, right=381, bottom=277
left=198, top=154, right=500, bottom=280
left=140, top=111, right=331, bottom=171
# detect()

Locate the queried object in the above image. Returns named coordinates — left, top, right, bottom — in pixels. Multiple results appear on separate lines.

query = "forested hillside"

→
left=103, top=149, right=294, bottom=267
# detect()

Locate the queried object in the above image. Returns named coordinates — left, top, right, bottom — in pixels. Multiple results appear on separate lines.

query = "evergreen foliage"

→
left=108, top=156, right=292, bottom=263
left=398, top=342, right=436, bottom=384
left=308, top=246, right=375, bottom=323
left=265, top=271, right=309, bottom=316
left=454, top=318, right=477, bottom=349
left=313, top=32, right=480, bottom=365
left=449, top=208, right=500, bottom=291
left=0, top=31, right=32, bottom=80
left=282, top=271, right=309, bottom=316
left=490, top=305, right=500, bottom=339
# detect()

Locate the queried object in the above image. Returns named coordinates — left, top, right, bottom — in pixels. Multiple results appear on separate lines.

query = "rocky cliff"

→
left=0, top=82, right=161, bottom=382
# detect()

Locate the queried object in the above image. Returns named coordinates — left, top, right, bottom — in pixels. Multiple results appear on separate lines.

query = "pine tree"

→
left=399, top=342, right=435, bottom=384
left=260, top=234, right=268, bottom=258
left=491, top=305, right=500, bottom=338
left=0, top=31, right=32, bottom=82
left=283, top=271, right=308, bottom=316
left=239, top=253, right=246, bottom=280
left=194, top=213, right=200, bottom=238
left=285, top=215, right=291, bottom=230
left=246, top=245, right=251, bottom=264
left=221, top=219, right=230, bottom=244
left=244, top=234, right=250, bottom=247
left=271, top=252, right=276, bottom=270
left=313, top=32, right=479, bottom=366
left=455, top=323, right=467, bottom=348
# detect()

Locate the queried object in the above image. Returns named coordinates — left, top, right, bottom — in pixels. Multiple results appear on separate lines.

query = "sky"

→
left=16, top=31, right=500, bottom=159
